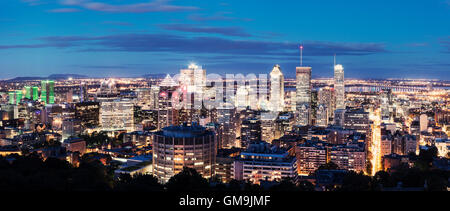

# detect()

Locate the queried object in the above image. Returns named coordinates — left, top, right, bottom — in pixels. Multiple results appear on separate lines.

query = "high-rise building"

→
left=79, top=82, right=88, bottom=102
left=149, top=86, right=160, bottom=110
left=158, top=75, right=179, bottom=129
left=270, top=65, right=284, bottom=112
left=179, top=64, right=206, bottom=110
left=8, top=92, right=15, bottom=105
left=334, top=63, right=345, bottom=110
left=380, top=89, right=393, bottom=122
left=261, top=112, right=278, bottom=143
left=32, top=86, right=39, bottom=101
left=24, top=86, right=31, bottom=99
left=15, top=90, right=23, bottom=105
left=152, top=124, right=217, bottom=183
left=40, top=80, right=55, bottom=105
left=318, top=87, right=335, bottom=122
left=296, top=67, right=312, bottom=126
left=235, top=86, right=249, bottom=111
left=217, top=104, right=237, bottom=149
left=240, top=118, right=262, bottom=148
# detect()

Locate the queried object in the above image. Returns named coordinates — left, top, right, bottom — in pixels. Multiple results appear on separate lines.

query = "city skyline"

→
left=0, top=0, right=449, bottom=80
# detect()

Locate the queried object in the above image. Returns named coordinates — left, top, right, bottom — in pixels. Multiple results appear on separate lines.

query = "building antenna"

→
left=300, top=44, right=304, bottom=67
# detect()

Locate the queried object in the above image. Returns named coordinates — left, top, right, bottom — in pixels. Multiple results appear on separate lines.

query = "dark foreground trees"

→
left=0, top=153, right=447, bottom=191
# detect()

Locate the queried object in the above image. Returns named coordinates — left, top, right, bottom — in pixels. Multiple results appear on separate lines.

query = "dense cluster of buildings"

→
left=0, top=57, right=449, bottom=186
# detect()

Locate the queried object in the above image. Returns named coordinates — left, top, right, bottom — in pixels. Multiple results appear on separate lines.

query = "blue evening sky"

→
left=0, top=0, right=449, bottom=79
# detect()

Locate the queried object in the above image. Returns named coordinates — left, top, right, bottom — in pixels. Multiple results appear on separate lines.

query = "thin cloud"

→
left=159, top=24, right=252, bottom=37
left=47, top=8, right=80, bottom=13
left=0, top=33, right=387, bottom=58
left=102, top=21, right=133, bottom=26
left=60, top=0, right=198, bottom=13
left=188, top=12, right=253, bottom=22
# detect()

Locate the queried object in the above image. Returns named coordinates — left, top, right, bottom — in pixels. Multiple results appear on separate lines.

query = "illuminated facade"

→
left=40, top=80, right=55, bottom=105
left=234, top=142, right=297, bottom=184
left=158, top=74, right=179, bottom=129
left=100, top=99, right=134, bottom=132
left=152, top=124, right=217, bottom=183
left=270, top=65, right=285, bottom=112
left=295, top=67, right=312, bottom=126
left=334, top=64, right=345, bottom=110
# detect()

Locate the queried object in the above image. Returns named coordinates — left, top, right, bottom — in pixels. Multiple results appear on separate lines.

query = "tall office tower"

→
left=8, top=92, right=15, bottom=105
left=318, top=87, right=335, bottom=121
left=40, top=81, right=47, bottom=104
left=40, top=80, right=55, bottom=105
left=270, top=65, right=285, bottom=112
left=380, top=89, right=393, bottom=122
left=240, top=118, right=262, bottom=147
left=32, top=86, right=39, bottom=101
left=152, top=124, right=217, bottom=183
left=217, top=104, right=237, bottom=149
left=235, top=86, right=249, bottom=111
left=80, top=82, right=88, bottom=102
left=15, top=90, right=22, bottom=105
left=179, top=64, right=206, bottom=110
left=149, top=86, right=160, bottom=110
left=100, top=98, right=134, bottom=132
left=334, top=62, right=345, bottom=110
left=158, top=75, right=179, bottom=129
left=295, top=67, right=312, bottom=126
left=24, top=86, right=31, bottom=99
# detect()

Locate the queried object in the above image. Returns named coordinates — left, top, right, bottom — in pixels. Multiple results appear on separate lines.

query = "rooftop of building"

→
left=157, top=123, right=213, bottom=138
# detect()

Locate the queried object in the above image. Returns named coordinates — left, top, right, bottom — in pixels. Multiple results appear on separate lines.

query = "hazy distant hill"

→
left=142, top=74, right=167, bottom=79
left=6, top=74, right=88, bottom=81
left=47, top=74, right=88, bottom=79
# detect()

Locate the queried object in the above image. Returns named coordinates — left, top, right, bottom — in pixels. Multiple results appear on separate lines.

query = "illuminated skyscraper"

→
left=40, top=80, right=55, bottom=105
left=158, top=74, right=179, bottom=129
left=217, top=103, right=237, bottom=149
left=380, top=89, right=393, bottom=122
left=296, top=67, right=312, bottom=126
left=80, top=82, right=88, bottom=102
left=270, top=65, right=285, bottom=112
left=317, top=87, right=335, bottom=125
left=8, top=92, right=15, bottom=105
left=235, top=86, right=249, bottom=111
left=24, top=86, right=31, bottom=99
left=334, top=60, right=345, bottom=110
left=179, top=64, right=206, bottom=110
left=32, top=86, right=39, bottom=101
left=15, top=90, right=22, bottom=105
